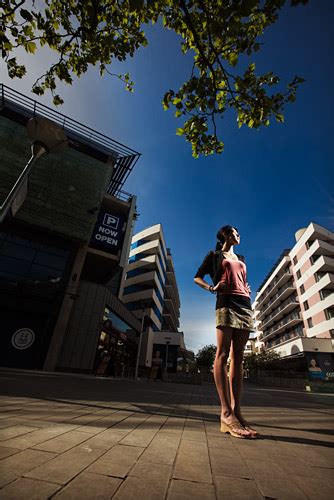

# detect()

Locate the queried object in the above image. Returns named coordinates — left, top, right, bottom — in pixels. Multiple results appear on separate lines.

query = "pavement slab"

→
left=114, top=461, right=172, bottom=499
left=167, top=479, right=216, bottom=499
left=53, top=472, right=122, bottom=499
left=0, top=477, right=61, bottom=500
left=87, top=443, right=145, bottom=478
left=173, top=439, right=212, bottom=484
left=213, top=475, right=262, bottom=499
left=24, top=445, right=105, bottom=485
left=0, top=449, right=57, bottom=488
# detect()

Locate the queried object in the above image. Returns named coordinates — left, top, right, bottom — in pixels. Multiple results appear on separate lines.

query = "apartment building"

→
left=162, top=249, right=181, bottom=333
left=253, top=222, right=334, bottom=376
left=120, top=224, right=182, bottom=369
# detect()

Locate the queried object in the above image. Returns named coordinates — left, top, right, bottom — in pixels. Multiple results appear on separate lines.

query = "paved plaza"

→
left=0, top=369, right=333, bottom=500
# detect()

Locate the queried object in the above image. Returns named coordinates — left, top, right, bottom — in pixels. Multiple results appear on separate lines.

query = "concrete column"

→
left=43, top=245, right=88, bottom=371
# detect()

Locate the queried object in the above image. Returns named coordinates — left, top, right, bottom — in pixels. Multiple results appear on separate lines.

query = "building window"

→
left=293, top=256, right=298, bottom=265
left=310, top=254, right=320, bottom=265
left=325, top=308, right=334, bottom=320
left=296, top=269, right=302, bottom=280
left=307, top=318, right=313, bottom=328
left=303, top=300, right=309, bottom=311
left=330, top=330, right=334, bottom=339
left=320, top=289, right=332, bottom=300
left=300, top=284, right=305, bottom=294
left=315, top=272, right=326, bottom=282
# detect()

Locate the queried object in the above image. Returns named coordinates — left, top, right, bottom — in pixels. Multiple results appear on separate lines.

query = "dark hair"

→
left=216, top=225, right=238, bottom=250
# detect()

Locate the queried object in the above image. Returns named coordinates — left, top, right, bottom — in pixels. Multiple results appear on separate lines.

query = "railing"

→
left=0, top=84, right=139, bottom=157
left=259, top=326, right=304, bottom=344
left=106, top=188, right=134, bottom=202
left=261, top=294, right=299, bottom=327
left=262, top=312, right=302, bottom=340
left=257, top=271, right=292, bottom=308
left=258, top=281, right=295, bottom=320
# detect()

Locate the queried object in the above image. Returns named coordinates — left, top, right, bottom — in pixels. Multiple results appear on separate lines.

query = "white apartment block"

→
left=253, top=223, right=334, bottom=371
left=119, top=224, right=181, bottom=367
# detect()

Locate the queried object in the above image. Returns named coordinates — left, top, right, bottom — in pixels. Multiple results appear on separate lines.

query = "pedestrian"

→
left=149, top=351, right=163, bottom=381
left=96, top=349, right=111, bottom=377
left=194, top=225, right=258, bottom=439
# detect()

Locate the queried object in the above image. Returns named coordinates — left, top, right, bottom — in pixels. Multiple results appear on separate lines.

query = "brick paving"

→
left=0, top=369, right=333, bottom=499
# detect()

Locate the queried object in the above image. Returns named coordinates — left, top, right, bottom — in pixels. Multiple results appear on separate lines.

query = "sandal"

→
left=220, top=420, right=251, bottom=439
left=237, top=418, right=258, bottom=439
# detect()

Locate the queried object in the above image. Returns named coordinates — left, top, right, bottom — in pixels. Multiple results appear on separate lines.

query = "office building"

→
left=0, top=84, right=141, bottom=375
left=253, top=222, right=334, bottom=375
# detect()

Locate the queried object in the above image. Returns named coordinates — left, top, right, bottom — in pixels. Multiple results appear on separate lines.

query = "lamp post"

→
left=0, top=117, right=67, bottom=223
left=164, top=337, right=171, bottom=382
left=134, top=302, right=149, bottom=380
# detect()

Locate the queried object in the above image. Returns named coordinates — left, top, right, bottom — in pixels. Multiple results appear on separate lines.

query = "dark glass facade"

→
left=0, top=227, right=74, bottom=369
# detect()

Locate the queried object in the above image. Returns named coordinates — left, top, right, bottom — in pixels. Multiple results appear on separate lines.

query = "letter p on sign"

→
left=103, top=213, right=119, bottom=230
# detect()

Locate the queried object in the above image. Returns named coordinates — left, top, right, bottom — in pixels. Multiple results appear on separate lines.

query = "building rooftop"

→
left=0, top=84, right=141, bottom=195
left=256, top=249, right=291, bottom=293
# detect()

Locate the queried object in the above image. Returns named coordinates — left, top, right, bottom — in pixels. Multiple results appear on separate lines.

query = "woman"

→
left=194, top=225, right=257, bottom=439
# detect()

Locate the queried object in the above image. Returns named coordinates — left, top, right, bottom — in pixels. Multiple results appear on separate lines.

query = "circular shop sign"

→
left=11, top=328, right=35, bottom=350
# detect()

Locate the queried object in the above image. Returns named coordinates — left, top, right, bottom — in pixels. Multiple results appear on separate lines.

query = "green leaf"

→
left=20, top=9, right=33, bottom=22
left=25, top=41, right=37, bottom=54
left=228, top=52, right=238, bottom=67
left=275, top=114, right=284, bottom=123
left=53, top=94, right=64, bottom=106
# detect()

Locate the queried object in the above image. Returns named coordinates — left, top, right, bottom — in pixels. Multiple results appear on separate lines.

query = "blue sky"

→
left=2, top=1, right=334, bottom=353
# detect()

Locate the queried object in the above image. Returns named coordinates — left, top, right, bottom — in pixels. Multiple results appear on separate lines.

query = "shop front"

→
left=94, top=307, right=137, bottom=378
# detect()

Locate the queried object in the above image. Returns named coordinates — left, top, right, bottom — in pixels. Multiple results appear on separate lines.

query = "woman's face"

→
left=310, top=359, right=317, bottom=368
left=225, top=227, right=240, bottom=245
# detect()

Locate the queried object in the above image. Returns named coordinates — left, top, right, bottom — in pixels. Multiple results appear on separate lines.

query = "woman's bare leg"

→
left=214, top=327, right=250, bottom=437
left=229, top=329, right=250, bottom=418
left=213, top=327, right=232, bottom=419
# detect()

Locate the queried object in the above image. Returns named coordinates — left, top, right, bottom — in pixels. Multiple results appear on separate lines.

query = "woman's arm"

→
left=194, top=276, right=214, bottom=292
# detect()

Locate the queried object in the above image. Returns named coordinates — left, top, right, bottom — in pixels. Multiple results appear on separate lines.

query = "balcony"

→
left=257, top=272, right=293, bottom=309
left=261, top=295, right=300, bottom=329
left=261, top=312, right=302, bottom=341
left=265, top=327, right=305, bottom=349
left=258, top=282, right=296, bottom=321
left=312, top=239, right=334, bottom=259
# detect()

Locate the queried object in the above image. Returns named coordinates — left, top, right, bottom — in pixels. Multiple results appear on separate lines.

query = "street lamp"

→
left=0, top=116, right=67, bottom=223
left=134, top=301, right=150, bottom=380
left=164, top=337, right=171, bottom=382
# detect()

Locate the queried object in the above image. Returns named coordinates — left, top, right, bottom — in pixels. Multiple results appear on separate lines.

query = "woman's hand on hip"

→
left=213, top=281, right=229, bottom=293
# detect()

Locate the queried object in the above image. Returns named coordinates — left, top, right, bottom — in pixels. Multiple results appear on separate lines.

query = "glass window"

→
left=0, top=255, right=31, bottom=278
left=307, top=318, right=313, bottom=328
left=296, top=269, right=302, bottom=280
left=293, top=256, right=298, bottom=265
left=34, top=252, right=67, bottom=270
left=29, top=264, right=62, bottom=282
left=105, top=306, right=139, bottom=336
left=303, top=300, right=309, bottom=311
left=320, top=289, right=332, bottom=300
left=300, top=284, right=305, bottom=294
left=0, top=231, right=70, bottom=284
left=39, top=244, right=69, bottom=257
left=0, top=241, right=36, bottom=260
left=325, top=308, right=334, bottom=320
